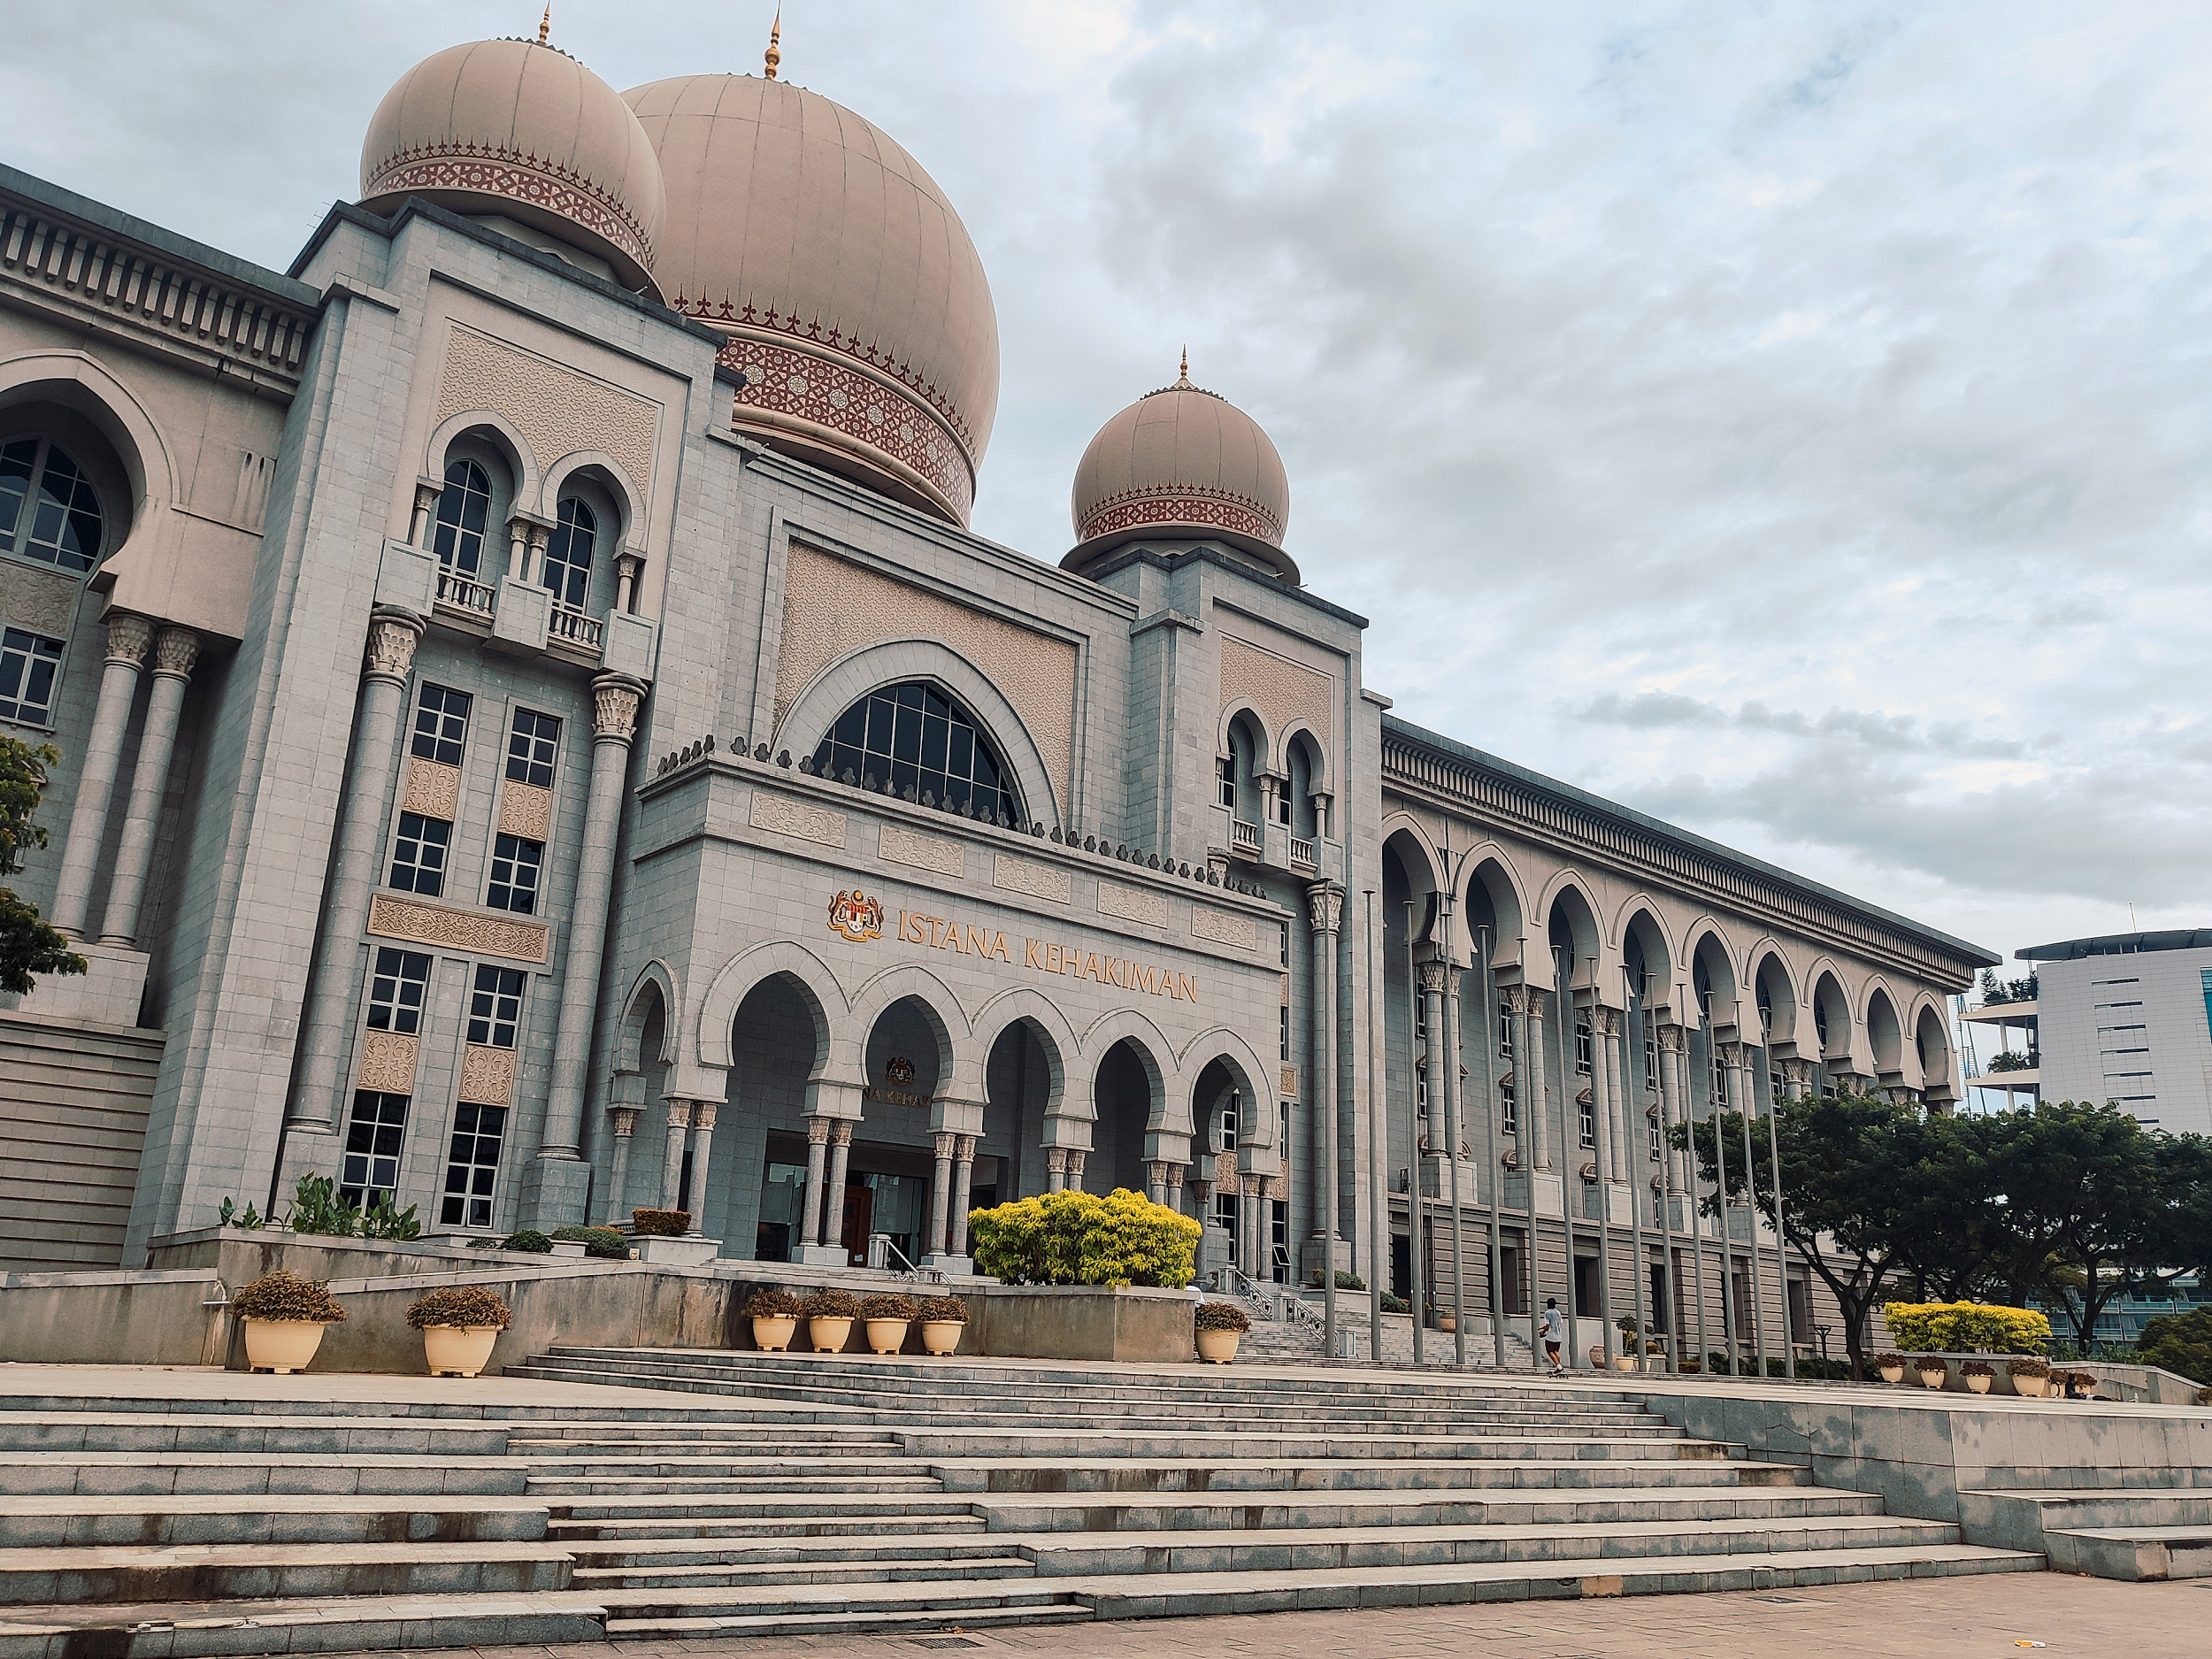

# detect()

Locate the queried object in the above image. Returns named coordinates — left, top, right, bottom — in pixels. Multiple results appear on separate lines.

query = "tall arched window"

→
left=0, top=438, right=104, bottom=572
left=811, top=681, right=1024, bottom=824
left=432, top=458, right=493, bottom=573
left=541, top=496, right=595, bottom=608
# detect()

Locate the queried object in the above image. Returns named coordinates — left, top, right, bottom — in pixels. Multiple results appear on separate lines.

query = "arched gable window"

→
left=432, top=458, right=493, bottom=574
left=542, top=496, right=595, bottom=608
left=811, top=680, right=1023, bottom=824
left=0, top=438, right=103, bottom=572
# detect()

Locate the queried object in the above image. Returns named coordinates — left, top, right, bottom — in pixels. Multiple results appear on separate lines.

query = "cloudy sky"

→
left=11, top=1, right=2209, bottom=977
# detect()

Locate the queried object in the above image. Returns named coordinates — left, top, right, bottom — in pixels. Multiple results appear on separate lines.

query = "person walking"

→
left=1540, top=1298, right=1566, bottom=1377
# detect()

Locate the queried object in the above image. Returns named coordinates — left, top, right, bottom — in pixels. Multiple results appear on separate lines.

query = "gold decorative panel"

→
left=403, top=757, right=462, bottom=819
left=366, top=893, right=550, bottom=964
left=435, top=325, right=657, bottom=496
left=774, top=542, right=1078, bottom=814
left=2, top=565, right=79, bottom=635
left=356, top=1031, right=419, bottom=1092
left=499, top=780, right=553, bottom=841
left=749, top=790, right=848, bottom=849
left=1220, top=634, right=1333, bottom=745
left=879, top=823, right=963, bottom=878
left=1096, top=879, right=1167, bottom=930
left=1213, top=1150, right=1239, bottom=1189
left=458, top=1043, right=516, bottom=1106
left=992, top=854, right=1071, bottom=905
left=1190, top=904, right=1259, bottom=951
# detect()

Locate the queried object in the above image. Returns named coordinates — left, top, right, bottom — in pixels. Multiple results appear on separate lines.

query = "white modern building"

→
left=2015, top=930, right=2212, bottom=1135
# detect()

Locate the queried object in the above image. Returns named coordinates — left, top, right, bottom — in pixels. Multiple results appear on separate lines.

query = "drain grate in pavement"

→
left=910, top=1641, right=983, bottom=1651
left=1750, top=1595, right=1824, bottom=1605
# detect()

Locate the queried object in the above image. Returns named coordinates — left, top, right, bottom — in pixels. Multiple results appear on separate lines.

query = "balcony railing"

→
left=434, top=569, right=495, bottom=616
left=1288, top=835, right=1317, bottom=870
left=548, top=602, right=604, bottom=651
left=1230, top=818, right=1262, bottom=856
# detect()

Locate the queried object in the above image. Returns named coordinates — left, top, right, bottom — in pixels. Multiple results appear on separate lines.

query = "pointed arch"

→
left=618, top=958, right=681, bottom=1072
left=695, top=939, right=845, bottom=1076
left=972, top=985, right=1079, bottom=1114
left=842, top=961, right=975, bottom=1098
left=1459, top=845, right=1529, bottom=967
left=425, top=407, right=540, bottom=508
left=0, top=349, right=176, bottom=549
left=1174, top=1025, right=1274, bottom=1141
left=540, top=449, right=645, bottom=544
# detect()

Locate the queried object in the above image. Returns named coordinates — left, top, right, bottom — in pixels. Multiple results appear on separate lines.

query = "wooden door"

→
left=840, top=1181, right=872, bottom=1265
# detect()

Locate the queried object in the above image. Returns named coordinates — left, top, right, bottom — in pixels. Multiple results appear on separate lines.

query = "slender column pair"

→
left=1308, top=882, right=1344, bottom=1355
left=931, top=1130, right=979, bottom=1257
left=1417, top=957, right=1464, bottom=1365
left=660, top=1101, right=694, bottom=1211
left=49, top=613, right=203, bottom=946
left=797, top=1118, right=854, bottom=1248
left=1658, top=1023, right=1709, bottom=1371
left=603, top=1106, right=641, bottom=1225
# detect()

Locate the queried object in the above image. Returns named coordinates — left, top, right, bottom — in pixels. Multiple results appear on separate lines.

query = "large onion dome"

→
left=623, top=73, right=1001, bottom=526
left=1067, top=359, right=1294, bottom=582
left=360, top=37, right=666, bottom=296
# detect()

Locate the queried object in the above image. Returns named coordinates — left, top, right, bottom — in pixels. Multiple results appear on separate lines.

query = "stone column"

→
left=1657, top=1025, right=1689, bottom=1191
left=409, top=477, right=442, bottom=545
left=1045, top=1147, right=1068, bottom=1194
left=686, top=1103, right=718, bottom=1234
left=1065, top=1149, right=1086, bottom=1194
left=928, top=1132, right=956, bottom=1257
left=529, top=675, right=644, bottom=1218
left=49, top=613, right=152, bottom=939
left=1308, top=882, right=1344, bottom=1341
left=949, top=1135, right=978, bottom=1255
left=823, top=1120, right=855, bottom=1256
left=1596, top=1009, right=1626, bottom=1185
left=801, top=1117, right=832, bottom=1245
left=615, top=553, right=644, bottom=614
left=97, top=626, right=200, bottom=946
left=1517, top=987, right=1551, bottom=1171
left=1145, top=1160, right=1171, bottom=1204
left=287, top=608, right=424, bottom=1133
left=1166, top=1160, right=1187, bottom=1215
left=1781, top=1057, right=1814, bottom=1101
left=660, top=1100, right=693, bottom=1210
left=603, top=1107, right=641, bottom=1225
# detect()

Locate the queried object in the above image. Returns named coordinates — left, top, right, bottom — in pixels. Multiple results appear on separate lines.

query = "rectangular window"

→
left=439, top=1102, right=509, bottom=1228
left=1273, top=786, right=1291, bottom=826
left=486, top=833, right=543, bottom=913
left=1279, top=1003, right=1290, bottom=1062
left=467, top=964, right=525, bottom=1048
left=1711, top=1057, right=1730, bottom=1107
left=1500, top=1083, right=1517, bottom=1137
left=1212, top=1191, right=1240, bottom=1264
left=505, top=708, right=561, bottom=787
left=339, top=1091, right=409, bottom=1207
left=1498, top=1002, right=1515, bottom=1060
left=0, top=627, right=63, bottom=725
left=366, top=948, right=431, bottom=1033
left=388, top=811, right=450, bottom=895
left=1575, top=1017, right=1594, bottom=1076
left=411, top=682, right=471, bottom=764
left=2092, top=977, right=2141, bottom=987
left=1579, top=1095, right=1597, bottom=1151
left=1216, top=756, right=1235, bottom=809
left=1649, top=1115, right=1663, bottom=1162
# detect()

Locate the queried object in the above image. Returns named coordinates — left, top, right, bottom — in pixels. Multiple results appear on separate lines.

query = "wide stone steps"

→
left=0, top=1494, right=550, bottom=1548
left=921, top=1456, right=1801, bottom=1494
left=963, top=1486, right=1883, bottom=1534
left=887, top=1428, right=1732, bottom=1461
left=571, top=1554, right=1041, bottom=1591
left=0, top=1540, right=576, bottom=1604
left=0, top=1453, right=526, bottom=1498
left=527, top=1474, right=943, bottom=1496
left=0, top=1417, right=516, bottom=1455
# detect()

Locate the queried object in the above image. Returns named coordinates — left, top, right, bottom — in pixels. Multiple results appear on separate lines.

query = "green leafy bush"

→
left=1309, top=1270, right=1365, bottom=1290
left=406, top=1286, right=512, bottom=1330
left=2133, top=1307, right=2212, bottom=1385
left=1194, top=1301, right=1251, bottom=1333
left=286, top=1174, right=360, bottom=1238
left=552, top=1225, right=630, bottom=1259
left=232, top=1270, right=346, bottom=1323
left=1881, top=1301, right=2049, bottom=1355
left=917, top=1294, right=969, bottom=1324
left=967, top=1188, right=1200, bottom=1288
left=861, top=1294, right=918, bottom=1320
left=361, top=1194, right=420, bottom=1240
left=632, top=1208, right=690, bottom=1237
left=743, top=1286, right=803, bottom=1317
left=800, top=1288, right=862, bottom=1319
left=1379, top=1292, right=1411, bottom=1315
left=499, top=1229, right=554, bottom=1253
left=217, top=1197, right=265, bottom=1230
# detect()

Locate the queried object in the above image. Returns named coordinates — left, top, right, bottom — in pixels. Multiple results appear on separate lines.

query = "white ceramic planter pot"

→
left=1878, top=1365, right=1905, bottom=1384
left=1613, top=1355, right=1637, bottom=1371
left=242, top=1318, right=326, bottom=1375
left=1917, top=1367, right=1947, bottom=1389
left=921, top=1320, right=964, bottom=1356
left=2013, top=1375, right=2046, bottom=1398
left=809, top=1316, right=854, bottom=1354
left=1196, top=1328, right=1240, bottom=1364
left=751, top=1315, right=797, bottom=1353
left=422, top=1325, right=500, bottom=1379
left=864, top=1318, right=910, bottom=1356
left=1965, top=1373, right=1992, bottom=1394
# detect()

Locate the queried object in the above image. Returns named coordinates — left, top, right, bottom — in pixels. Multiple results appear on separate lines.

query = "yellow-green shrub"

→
left=968, top=1188, right=1200, bottom=1288
left=1882, top=1301, right=2049, bottom=1355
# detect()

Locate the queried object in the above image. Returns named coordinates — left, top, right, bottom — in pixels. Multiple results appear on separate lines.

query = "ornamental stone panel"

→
left=879, top=823, right=964, bottom=879
left=365, top=893, right=550, bottom=964
left=1, top=566, right=78, bottom=635
left=458, top=1043, right=516, bottom=1107
left=434, top=325, right=657, bottom=495
left=1191, top=903, right=1259, bottom=951
left=356, top=1031, right=419, bottom=1093
left=403, top=757, right=462, bottom=819
left=749, top=790, right=847, bottom=849
left=1096, top=879, right=1167, bottom=930
left=992, top=854, right=1072, bottom=905
left=498, top=780, right=554, bottom=841
left=1220, top=633, right=1333, bottom=745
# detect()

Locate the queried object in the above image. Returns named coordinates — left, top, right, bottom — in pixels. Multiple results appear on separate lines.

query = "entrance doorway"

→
left=1573, top=1254, right=1599, bottom=1317
left=840, top=1181, right=872, bottom=1266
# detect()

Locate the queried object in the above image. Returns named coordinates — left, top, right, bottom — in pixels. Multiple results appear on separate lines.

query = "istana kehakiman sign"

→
left=827, top=887, right=1199, bottom=1003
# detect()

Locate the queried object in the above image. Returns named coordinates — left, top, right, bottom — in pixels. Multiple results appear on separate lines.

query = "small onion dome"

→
left=1066, top=360, right=1294, bottom=582
left=624, top=73, right=1001, bottom=527
left=360, top=38, right=666, bottom=296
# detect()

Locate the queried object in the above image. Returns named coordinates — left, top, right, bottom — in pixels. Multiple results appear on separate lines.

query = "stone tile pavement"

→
left=427, top=1574, right=2205, bottom=1659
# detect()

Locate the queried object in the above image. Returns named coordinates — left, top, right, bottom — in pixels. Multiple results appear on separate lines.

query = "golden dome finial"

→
left=537, top=3, right=550, bottom=43
left=1176, top=345, right=1192, bottom=388
left=764, top=7, right=782, bottom=79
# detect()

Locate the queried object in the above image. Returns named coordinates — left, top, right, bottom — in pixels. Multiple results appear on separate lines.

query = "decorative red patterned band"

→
left=718, top=334, right=976, bottom=522
left=1076, top=483, right=1283, bottom=547
left=365, top=142, right=657, bottom=274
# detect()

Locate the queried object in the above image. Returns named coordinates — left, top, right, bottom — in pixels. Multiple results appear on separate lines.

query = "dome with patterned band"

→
left=360, top=37, right=666, bottom=296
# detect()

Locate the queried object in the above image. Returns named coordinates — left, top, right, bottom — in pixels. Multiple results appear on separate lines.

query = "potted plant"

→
left=1194, top=1299, right=1250, bottom=1363
left=1960, top=1358, right=1995, bottom=1394
left=2006, top=1356, right=2051, bottom=1398
left=743, top=1285, right=803, bottom=1352
left=406, top=1284, right=512, bottom=1378
left=232, top=1270, right=347, bottom=1374
left=918, top=1294, right=969, bottom=1356
left=1872, top=1352, right=1906, bottom=1384
left=861, top=1293, right=918, bottom=1355
left=800, top=1287, right=861, bottom=1353
left=1914, top=1355, right=1949, bottom=1389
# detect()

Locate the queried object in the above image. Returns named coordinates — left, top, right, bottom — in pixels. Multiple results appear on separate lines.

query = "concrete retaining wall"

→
left=0, top=1269, right=225, bottom=1363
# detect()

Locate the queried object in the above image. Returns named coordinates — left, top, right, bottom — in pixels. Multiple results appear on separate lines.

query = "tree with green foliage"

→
left=0, top=736, right=85, bottom=994
left=2134, top=1306, right=2212, bottom=1386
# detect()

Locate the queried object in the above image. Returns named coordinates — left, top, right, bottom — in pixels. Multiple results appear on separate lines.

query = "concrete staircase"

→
left=0, top=1359, right=2043, bottom=1655
left=1236, top=1310, right=1540, bottom=1369
left=1961, top=1487, right=2212, bottom=1580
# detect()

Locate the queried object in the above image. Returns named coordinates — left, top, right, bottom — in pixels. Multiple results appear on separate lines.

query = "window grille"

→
left=440, top=1103, right=509, bottom=1228
left=411, top=683, right=471, bottom=764
left=486, top=833, right=542, bottom=914
left=432, top=458, right=492, bottom=574
left=340, top=1091, right=408, bottom=1207
left=1216, top=756, right=1236, bottom=808
left=0, top=627, right=63, bottom=724
left=541, top=497, right=595, bottom=607
left=811, top=680, right=1023, bottom=825
left=0, top=438, right=103, bottom=571
left=506, top=708, right=560, bottom=787
left=365, top=949, right=431, bottom=1033
left=466, top=965, right=524, bottom=1048
left=388, top=811, right=449, bottom=895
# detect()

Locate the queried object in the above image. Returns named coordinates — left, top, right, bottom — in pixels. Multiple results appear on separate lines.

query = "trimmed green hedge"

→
left=1882, top=1301, right=2049, bottom=1355
left=967, top=1188, right=1200, bottom=1288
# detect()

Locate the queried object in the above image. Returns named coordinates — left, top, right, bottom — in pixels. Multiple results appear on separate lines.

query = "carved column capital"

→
left=1780, top=1056, right=1816, bottom=1085
left=693, top=1102, right=718, bottom=1132
left=664, top=1099, right=695, bottom=1130
left=828, top=1119, right=853, bottom=1148
left=933, top=1132, right=959, bottom=1160
left=1417, top=959, right=1448, bottom=996
left=1045, top=1148, right=1068, bottom=1174
left=104, top=612, right=154, bottom=667
left=364, top=606, right=426, bottom=686
left=610, top=1106, right=641, bottom=1138
left=150, top=625, right=201, bottom=680
left=1656, top=1023, right=1688, bottom=1055
left=1591, top=1007, right=1621, bottom=1039
left=1501, top=983, right=1536, bottom=1017
left=1718, top=1040, right=1750, bottom=1068
left=1304, top=881, right=1344, bottom=935
left=806, top=1117, right=832, bottom=1147
left=591, top=673, right=646, bottom=743
left=616, top=551, right=645, bottom=583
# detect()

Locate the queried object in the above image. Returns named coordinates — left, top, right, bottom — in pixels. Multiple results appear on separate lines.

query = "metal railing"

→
left=548, top=602, right=604, bottom=650
left=435, top=569, right=495, bottom=616
left=1230, top=818, right=1262, bottom=856
left=864, top=1232, right=945, bottom=1284
left=1221, top=1264, right=1322, bottom=1332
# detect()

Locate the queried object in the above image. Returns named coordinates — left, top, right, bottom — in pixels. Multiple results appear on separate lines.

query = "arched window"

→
left=0, top=438, right=104, bottom=572
left=542, top=496, right=595, bottom=608
left=811, top=680, right=1024, bottom=824
left=432, top=458, right=493, bottom=574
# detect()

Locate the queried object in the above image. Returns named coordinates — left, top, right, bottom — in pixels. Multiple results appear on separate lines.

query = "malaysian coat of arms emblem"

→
left=827, top=887, right=885, bottom=943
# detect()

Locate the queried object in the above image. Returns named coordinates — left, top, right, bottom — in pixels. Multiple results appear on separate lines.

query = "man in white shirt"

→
left=1539, top=1298, right=1566, bottom=1376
